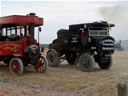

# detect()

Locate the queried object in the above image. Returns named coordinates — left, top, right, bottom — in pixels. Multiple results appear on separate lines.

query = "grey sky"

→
left=0, top=1, right=128, bottom=43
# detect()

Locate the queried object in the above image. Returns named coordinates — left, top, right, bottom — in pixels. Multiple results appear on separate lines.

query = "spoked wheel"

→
left=9, top=58, right=24, bottom=75
left=35, top=56, right=48, bottom=73
left=46, top=49, right=60, bottom=67
left=65, top=52, right=79, bottom=65
left=98, top=56, right=112, bottom=69
left=79, top=53, right=95, bottom=72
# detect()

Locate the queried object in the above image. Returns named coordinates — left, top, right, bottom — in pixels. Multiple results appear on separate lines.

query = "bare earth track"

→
left=0, top=50, right=128, bottom=96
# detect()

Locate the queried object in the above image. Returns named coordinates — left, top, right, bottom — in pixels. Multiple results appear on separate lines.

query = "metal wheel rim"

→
left=81, top=58, right=90, bottom=69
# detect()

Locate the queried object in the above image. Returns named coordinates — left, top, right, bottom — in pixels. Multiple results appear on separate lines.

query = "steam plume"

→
left=99, top=2, right=128, bottom=40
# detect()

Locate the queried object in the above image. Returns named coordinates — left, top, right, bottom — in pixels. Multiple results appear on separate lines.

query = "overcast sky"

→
left=0, top=0, right=128, bottom=43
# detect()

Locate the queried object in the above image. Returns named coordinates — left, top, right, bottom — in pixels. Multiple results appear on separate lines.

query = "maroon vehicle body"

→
left=0, top=13, right=48, bottom=75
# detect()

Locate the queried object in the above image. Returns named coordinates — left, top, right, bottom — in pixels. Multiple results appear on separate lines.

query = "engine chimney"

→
left=29, top=13, right=36, bottom=16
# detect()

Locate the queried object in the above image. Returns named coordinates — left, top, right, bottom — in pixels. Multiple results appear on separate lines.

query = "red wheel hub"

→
left=11, top=60, right=20, bottom=74
left=36, top=57, right=45, bottom=72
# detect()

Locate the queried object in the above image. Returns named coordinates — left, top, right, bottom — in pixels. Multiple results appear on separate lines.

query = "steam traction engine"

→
left=0, top=13, right=48, bottom=75
left=47, top=21, right=115, bottom=72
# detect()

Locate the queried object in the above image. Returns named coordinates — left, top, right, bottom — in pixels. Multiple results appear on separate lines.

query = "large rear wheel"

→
left=98, top=56, right=112, bottom=69
left=65, top=52, right=79, bottom=65
left=35, top=56, right=48, bottom=73
left=79, top=53, right=95, bottom=72
left=9, top=58, right=24, bottom=75
left=46, top=49, right=60, bottom=67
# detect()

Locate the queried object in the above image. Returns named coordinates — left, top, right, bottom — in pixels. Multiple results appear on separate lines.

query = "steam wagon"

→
left=47, top=21, right=115, bottom=72
left=0, top=13, right=48, bottom=75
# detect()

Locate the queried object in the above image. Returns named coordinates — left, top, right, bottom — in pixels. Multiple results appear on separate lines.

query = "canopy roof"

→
left=69, top=21, right=115, bottom=31
left=0, top=15, right=43, bottom=28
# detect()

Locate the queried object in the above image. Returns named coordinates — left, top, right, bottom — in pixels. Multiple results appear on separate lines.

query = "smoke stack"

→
left=29, top=13, right=36, bottom=16
left=27, top=13, right=36, bottom=16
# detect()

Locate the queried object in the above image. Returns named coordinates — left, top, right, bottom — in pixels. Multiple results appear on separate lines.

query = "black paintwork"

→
left=49, top=21, right=115, bottom=57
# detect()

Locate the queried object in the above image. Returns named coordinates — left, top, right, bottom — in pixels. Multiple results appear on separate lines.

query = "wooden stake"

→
left=118, top=82, right=127, bottom=96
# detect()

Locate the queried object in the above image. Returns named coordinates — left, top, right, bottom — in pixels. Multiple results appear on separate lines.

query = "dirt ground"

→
left=0, top=50, right=128, bottom=96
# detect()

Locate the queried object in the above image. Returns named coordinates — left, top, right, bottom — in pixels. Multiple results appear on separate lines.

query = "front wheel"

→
left=9, top=58, right=24, bottom=75
left=35, top=56, right=48, bottom=73
left=79, top=53, right=95, bottom=72
left=98, top=56, right=112, bottom=69
left=46, top=49, right=60, bottom=67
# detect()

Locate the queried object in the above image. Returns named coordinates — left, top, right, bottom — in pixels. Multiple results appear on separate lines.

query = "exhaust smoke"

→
left=99, top=2, right=128, bottom=40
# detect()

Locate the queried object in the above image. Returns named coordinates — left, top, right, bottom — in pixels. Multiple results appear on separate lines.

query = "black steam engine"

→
left=47, top=21, right=115, bottom=72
